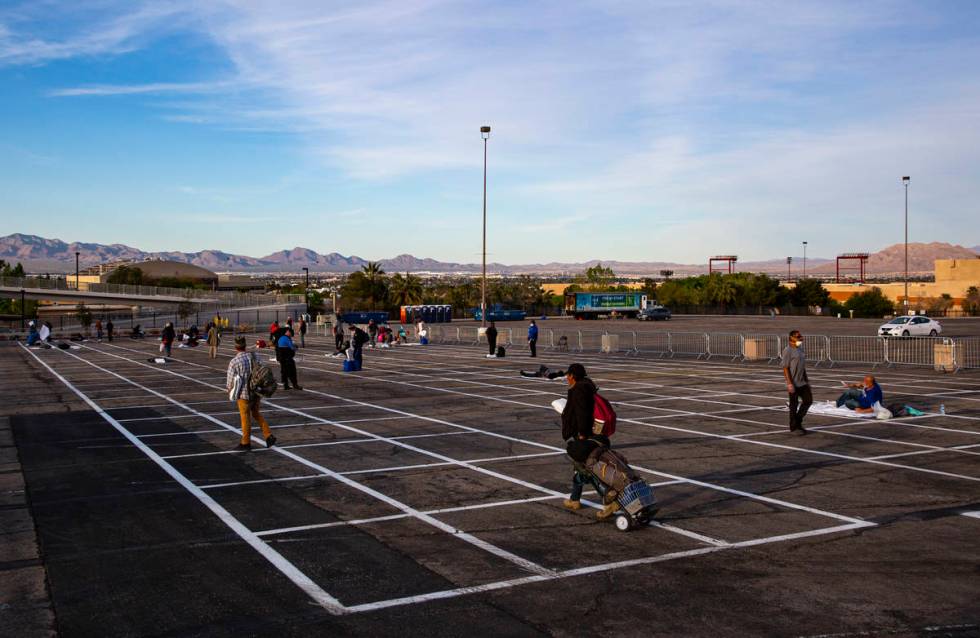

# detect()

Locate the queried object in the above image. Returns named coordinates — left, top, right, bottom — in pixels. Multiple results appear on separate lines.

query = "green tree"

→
left=641, top=278, right=658, bottom=301
left=75, top=303, right=92, bottom=335
left=964, top=286, right=980, bottom=316
left=789, top=279, right=831, bottom=308
left=579, top=264, right=615, bottom=290
left=844, top=287, right=896, bottom=318
left=388, top=273, right=424, bottom=306
left=106, top=265, right=144, bottom=285
left=176, top=298, right=195, bottom=325
left=0, top=260, right=26, bottom=277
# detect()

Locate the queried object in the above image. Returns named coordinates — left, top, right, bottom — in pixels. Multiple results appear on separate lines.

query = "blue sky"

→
left=2, top=0, right=979, bottom=264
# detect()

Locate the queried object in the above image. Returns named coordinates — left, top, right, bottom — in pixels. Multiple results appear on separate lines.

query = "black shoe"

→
left=293, top=385, right=303, bottom=390
left=282, top=385, right=291, bottom=390
left=265, top=435, right=277, bottom=448
left=790, top=428, right=807, bottom=436
left=235, top=443, right=251, bottom=451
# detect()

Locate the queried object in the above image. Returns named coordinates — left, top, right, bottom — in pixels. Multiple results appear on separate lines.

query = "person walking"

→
left=161, top=322, right=176, bottom=357
left=95, top=319, right=103, bottom=341
left=486, top=321, right=498, bottom=356
left=106, top=319, right=114, bottom=342
left=781, top=329, right=812, bottom=436
left=527, top=320, right=538, bottom=357
left=226, top=336, right=276, bottom=451
left=276, top=329, right=301, bottom=390
left=207, top=322, right=220, bottom=359
left=298, top=317, right=307, bottom=348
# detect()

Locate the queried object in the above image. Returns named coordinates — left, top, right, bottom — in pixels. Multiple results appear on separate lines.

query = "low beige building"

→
left=824, top=258, right=980, bottom=309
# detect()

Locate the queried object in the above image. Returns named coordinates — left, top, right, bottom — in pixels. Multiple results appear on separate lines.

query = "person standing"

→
left=268, top=321, right=279, bottom=349
left=351, top=324, right=368, bottom=368
left=106, top=319, right=114, bottom=342
left=161, top=322, right=176, bottom=357
left=367, top=319, right=378, bottom=349
left=781, top=330, right=812, bottom=436
left=207, top=322, right=220, bottom=359
left=486, top=321, right=498, bottom=356
left=95, top=319, right=103, bottom=341
left=226, top=336, right=276, bottom=451
left=276, top=329, right=301, bottom=390
left=333, top=321, right=344, bottom=353
left=527, top=320, right=539, bottom=358
left=299, top=316, right=307, bottom=348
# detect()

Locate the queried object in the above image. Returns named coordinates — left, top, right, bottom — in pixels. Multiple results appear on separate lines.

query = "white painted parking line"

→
left=19, top=343, right=348, bottom=616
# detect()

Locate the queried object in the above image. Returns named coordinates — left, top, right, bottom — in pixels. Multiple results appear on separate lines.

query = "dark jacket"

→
left=486, top=326, right=498, bottom=340
left=352, top=327, right=369, bottom=347
left=561, top=378, right=596, bottom=441
left=161, top=325, right=176, bottom=344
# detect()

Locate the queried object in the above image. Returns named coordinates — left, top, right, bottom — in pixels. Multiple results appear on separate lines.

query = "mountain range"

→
left=0, top=233, right=976, bottom=277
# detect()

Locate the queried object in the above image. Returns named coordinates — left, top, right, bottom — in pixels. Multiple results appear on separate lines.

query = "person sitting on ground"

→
left=397, top=326, right=407, bottom=344
left=836, top=375, right=883, bottom=414
left=560, top=363, right=615, bottom=519
left=226, top=336, right=276, bottom=451
left=520, top=364, right=566, bottom=379
left=26, top=321, right=40, bottom=346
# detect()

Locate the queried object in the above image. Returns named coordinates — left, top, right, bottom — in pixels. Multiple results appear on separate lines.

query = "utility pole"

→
left=903, top=176, right=910, bottom=310
left=480, top=125, right=491, bottom=327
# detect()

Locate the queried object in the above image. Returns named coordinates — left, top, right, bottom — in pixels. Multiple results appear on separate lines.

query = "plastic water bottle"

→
left=939, top=404, right=946, bottom=415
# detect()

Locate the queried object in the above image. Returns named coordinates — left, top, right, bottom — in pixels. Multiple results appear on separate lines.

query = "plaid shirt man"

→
left=227, top=351, right=253, bottom=401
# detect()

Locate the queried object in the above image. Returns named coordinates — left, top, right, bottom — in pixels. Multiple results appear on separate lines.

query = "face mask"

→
left=793, top=338, right=804, bottom=346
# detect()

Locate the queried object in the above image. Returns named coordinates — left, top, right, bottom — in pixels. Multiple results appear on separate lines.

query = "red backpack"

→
left=593, top=393, right=617, bottom=437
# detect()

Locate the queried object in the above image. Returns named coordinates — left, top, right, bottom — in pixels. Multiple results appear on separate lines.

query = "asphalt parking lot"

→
left=3, top=322, right=979, bottom=637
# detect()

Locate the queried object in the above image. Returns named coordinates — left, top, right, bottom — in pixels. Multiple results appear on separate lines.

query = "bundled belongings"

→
left=566, top=438, right=658, bottom=532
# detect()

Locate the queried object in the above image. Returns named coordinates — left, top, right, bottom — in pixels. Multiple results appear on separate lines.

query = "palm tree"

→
left=360, top=262, right=387, bottom=310
left=362, top=262, right=385, bottom=282
left=389, top=272, right=424, bottom=306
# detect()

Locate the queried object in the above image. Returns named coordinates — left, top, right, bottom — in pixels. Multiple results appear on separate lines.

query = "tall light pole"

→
left=302, top=267, right=310, bottom=318
left=903, top=176, right=910, bottom=310
left=75, top=251, right=80, bottom=289
left=480, top=125, right=491, bottom=328
left=786, top=256, right=792, bottom=281
left=802, top=242, right=808, bottom=279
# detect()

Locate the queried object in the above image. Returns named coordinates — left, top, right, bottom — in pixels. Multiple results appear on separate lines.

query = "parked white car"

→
left=878, top=315, right=942, bottom=337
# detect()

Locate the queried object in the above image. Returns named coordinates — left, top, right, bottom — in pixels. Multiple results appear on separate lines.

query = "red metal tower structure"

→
left=835, top=253, right=870, bottom=283
left=708, top=255, right=738, bottom=275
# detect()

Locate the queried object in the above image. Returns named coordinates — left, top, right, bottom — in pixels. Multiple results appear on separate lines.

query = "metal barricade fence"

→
left=706, top=333, right=743, bottom=361
left=883, top=336, right=950, bottom=368
left=826, top=335, right=884, bottom=368
left=509, top=327, right=529, bottom=349
left=741, top=334, right=782, bottom=363
left=579, top=330, right=606, bottom=353
left=668, top=332, right=709, bottom=359
left=550, top=327, right=582, bottom=352
left=459, top=326, right=481, bottom=345
left=802, top=335, right=830, bottom=366
left=955, top=337, right=980, bottom=369
left=634, top=331, right=670, bottom=356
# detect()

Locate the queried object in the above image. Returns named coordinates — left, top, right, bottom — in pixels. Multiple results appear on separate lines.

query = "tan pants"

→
left=237, top=399, right=271, bottom=445
left=209, top=344, right=218, bottom=358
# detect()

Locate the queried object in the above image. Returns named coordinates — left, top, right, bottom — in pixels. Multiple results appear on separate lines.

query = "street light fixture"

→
left=75, top=251, right=80, bottom=290
left=802, top=242, right=808, bottom=279
left=903, top=176, right=910, bottom=310
left=302, top=267, right=310, bottom=318
left=480, top=125, right=491, bottom=328
left=786, top=256, right=792, bottom=281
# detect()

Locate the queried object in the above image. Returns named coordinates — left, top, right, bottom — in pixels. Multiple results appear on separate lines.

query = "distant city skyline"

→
left=2, top=1, right=979, bottom=263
